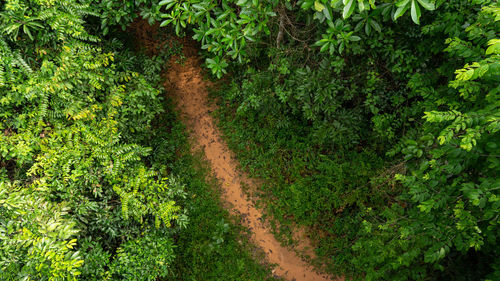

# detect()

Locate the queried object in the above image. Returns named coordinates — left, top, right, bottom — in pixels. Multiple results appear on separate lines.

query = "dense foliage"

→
left=157, top=0, right=500, bottom=280
left=0, top=0, right=182, bottom=279
left=1, top=0, right=498, bottom=280
left=1, top=0, right=271, bottom=280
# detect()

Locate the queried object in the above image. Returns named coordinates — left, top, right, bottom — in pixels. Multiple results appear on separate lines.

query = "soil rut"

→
left=164, top=49, right=338, bottom=281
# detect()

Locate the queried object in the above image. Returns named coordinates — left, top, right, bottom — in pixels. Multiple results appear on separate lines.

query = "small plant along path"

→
left=163, top=47, right=340, bottom=281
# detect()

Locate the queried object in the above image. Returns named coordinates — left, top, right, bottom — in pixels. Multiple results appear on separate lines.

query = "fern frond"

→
left=0, top=64, right=5, bottom=87
left=13, top=52, right=33, bottom=75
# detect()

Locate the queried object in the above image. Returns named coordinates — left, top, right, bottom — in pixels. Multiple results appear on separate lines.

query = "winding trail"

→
left=130, top=19, right=339, bottom=281
left=164, top=53, right=340, bottom=281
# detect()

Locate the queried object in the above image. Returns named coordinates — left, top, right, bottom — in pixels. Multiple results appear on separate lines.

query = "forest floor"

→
left=132, top=20, right=339, bottom=281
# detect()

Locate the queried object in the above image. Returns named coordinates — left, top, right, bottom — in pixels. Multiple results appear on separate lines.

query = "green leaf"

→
left=23, top=25, right=33, bottom=40
left=301, top=1, right=315, bottom=9
left=486, top=39, right=500, bottom=55
left=206, top=58, right=216, bottom=65
left=364, top=22, right=371, bottom=35
left=463, top=69, right=474, bottom=80
left=358, top=0, right=365, bottom=12
left=411, top=0, right=421, bottom=24
left=416, top=0, right=435, bottom=10
left=320, top=42, right=330, bottom=52
left=396, top=0, right=410, bottom=7
left=159, top=0, right=176, bottom=6
left=323, top=7, right=332, bottom=20
left=160, top=20, right=172, bottom=27
left=314, top=1, right=325, bottom=12
left=350, top=35, right=361, bottom=41
left=343, top=0, right=356, bottom=19
left=369, top=0, right=376, bottom=9
left=394, top=1, right=410, bottom=20
left=369, top=19, right=381, bottom=33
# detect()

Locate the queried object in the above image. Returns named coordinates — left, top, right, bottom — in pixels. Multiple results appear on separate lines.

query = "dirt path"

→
left=129, top=18, right=338, bottom=281
left=163, top=48, right=339, bottom=281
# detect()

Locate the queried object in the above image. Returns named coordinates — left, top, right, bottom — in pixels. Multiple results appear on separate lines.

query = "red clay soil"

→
left=131, top=19, right=342, bottom=281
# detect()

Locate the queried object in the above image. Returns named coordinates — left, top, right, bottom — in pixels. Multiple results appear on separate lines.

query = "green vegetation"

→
left=1, top=0, right=498, bottom=280
left=158, top=0, right=499, bottom=279
left=1, top=0, right=270, bottom=280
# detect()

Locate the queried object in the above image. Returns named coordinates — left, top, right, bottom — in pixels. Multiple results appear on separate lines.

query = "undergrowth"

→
left=212, top=87, right=387, bottom=276
left=146, top=98, right=274, bottom=280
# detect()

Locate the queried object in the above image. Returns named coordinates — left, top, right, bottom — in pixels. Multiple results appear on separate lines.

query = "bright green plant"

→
left=0, top=181, right=83, bottom=281
left=0, top=1, right=183, bottom=279
left=110, top=231, right=175, bottom=280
